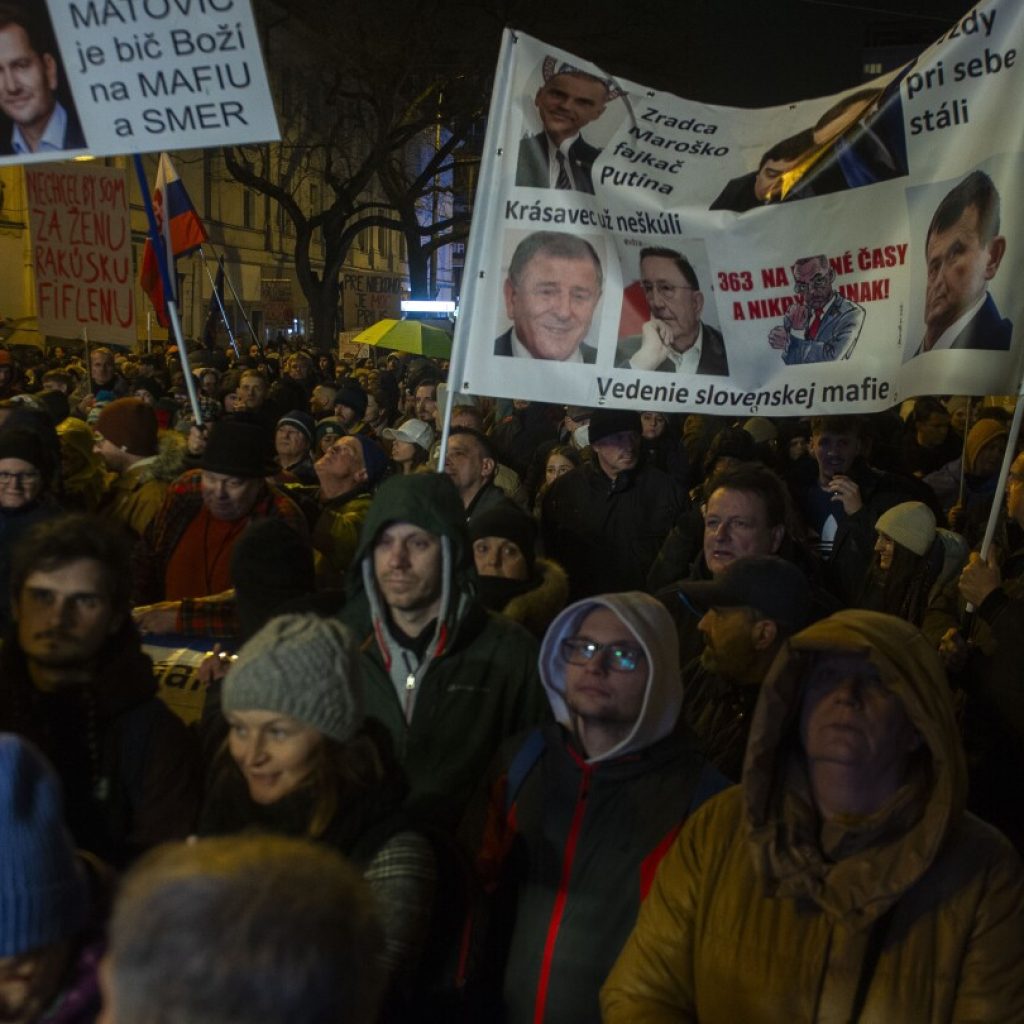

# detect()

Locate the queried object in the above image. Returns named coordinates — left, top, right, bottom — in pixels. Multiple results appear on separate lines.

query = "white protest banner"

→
left=26, top=161, right=135, bottom=344
left=0, top=0, right=279, bottom=165
left=454, top=1, right=1024, bottom=417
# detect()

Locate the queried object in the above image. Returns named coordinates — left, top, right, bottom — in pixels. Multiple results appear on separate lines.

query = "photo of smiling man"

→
left=516, top=60, right=614, bottom=195
left=495, top=230, right=603, bottom=363
left=0, top=3, right=85, bottom=156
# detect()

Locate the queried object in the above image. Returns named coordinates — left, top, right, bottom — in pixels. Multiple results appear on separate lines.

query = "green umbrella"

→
left=352, top=318, right=452, bottom=358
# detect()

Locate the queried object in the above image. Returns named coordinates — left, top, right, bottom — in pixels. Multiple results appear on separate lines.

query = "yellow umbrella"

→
left=352, top=318, right=452, bottom=358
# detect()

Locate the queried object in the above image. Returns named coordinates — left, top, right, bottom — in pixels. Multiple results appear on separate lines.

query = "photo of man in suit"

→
left=516, top=63, right=610, bottom=195
left=768, top=254, right=865, bottom=364
left=710, top=130, right=814, bottom=213
left=495, top=230, right=602, bottom=363
left=0, top=3, right=85, bottom=155
left=615, top=247, right=729, bottom=375
left=908, top=170, right=1011, bottom=358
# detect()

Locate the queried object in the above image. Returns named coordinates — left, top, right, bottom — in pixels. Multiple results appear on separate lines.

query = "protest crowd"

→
left=0, top=335, right=1022, bottom=1023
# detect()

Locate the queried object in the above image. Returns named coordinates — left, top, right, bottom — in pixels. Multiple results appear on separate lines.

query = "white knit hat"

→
left=875, top=502, right=936, bottom=557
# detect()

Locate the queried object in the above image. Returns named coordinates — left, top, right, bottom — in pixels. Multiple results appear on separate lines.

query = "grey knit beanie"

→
left=222, top=615, right=364, bottom=743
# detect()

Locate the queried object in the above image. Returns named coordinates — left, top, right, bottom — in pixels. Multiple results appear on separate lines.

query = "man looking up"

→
left=496, top=231, right=603, bottom=363
left=340, top=472, right=545, bottom=826
left=516, top=67, right=610, bottom=193
left=615, top=247, right=729, bottom=375
left=0, top=4, right=85, bottom=154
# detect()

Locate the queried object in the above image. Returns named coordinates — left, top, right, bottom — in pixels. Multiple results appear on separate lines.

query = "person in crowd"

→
left=444, top=426, right=506, bottom=523
left=314, top=416, right=345, bottom=458
left=132, top=419, right=307, bottom=636
left=273, top=409, right=318, bottom=485
left=0, top=427, right=61, bottom=630
left=929, top=446, right=1024, bottom=851
left=339, top=472, right=546, bottom=827
left=489, top=400, right=560, bottom=482
left=99, top=834, right=385, bottom=1024
left=199, top=614, right=436, bottom=1000
left=542, top=409, right=686, bottom=599
left=676, top=555, right=813, bottom=780
left=463, top=592, right=726, bottom=1024
left=56, top=416, right=109, bottom=513
left=899, top=396, right=960, bottom=476
left=638, top=410, right=689, bottom=487
left=334, top=383, right=372, bottom=436
left=858, top=500, right=966, bottom=627
left=0, top=734, right=109, bottom=1024
left=381, top=417, right=434, bottom=475
left=94, top=397, right=186, bottom=539
left=531, top=443, right=581, bottom=514
left=235, top=369, right=279, bottom=430
left=83, top=348, right=129, bottom=406
left=411, top=377, right=440, bottom=426
left=310, top=380, right=338, bottom=420
left=792, top=415, right=930, bottom=604
left=303, top=434, right=388, bottom=588
left=602, top=610, right=1024, bottom=1022
left=469, top=499, right=568, bottom=638
left=0, top=515, right=200, bottom=864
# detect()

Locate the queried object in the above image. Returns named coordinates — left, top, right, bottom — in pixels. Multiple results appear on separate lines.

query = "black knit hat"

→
left=334, top=384, right=367, bottom=419
left=588, top=409, right=642, bottom=446
left=200, top=420, right=276, bottom=478
left=0, top=428, right=54, bottom=483
left=469, top=499, right=538, bottom=573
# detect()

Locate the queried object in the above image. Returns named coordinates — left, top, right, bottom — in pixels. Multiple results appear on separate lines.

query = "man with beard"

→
left=0, top=515, right=199, bottom=864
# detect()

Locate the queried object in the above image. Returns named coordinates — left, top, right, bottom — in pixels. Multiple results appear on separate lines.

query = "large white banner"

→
left=0, top=0, right=278, bottom=165
left=26, top=162, right=135, bottom=343
left=455, top=1, right=1024, bottom=416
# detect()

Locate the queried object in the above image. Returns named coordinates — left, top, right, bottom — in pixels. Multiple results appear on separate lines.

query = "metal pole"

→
left=132, top=154, right=202, bottom=426
left=198, top=248, right=240, bottom=360
left=205, top=241, right=263, bottom=358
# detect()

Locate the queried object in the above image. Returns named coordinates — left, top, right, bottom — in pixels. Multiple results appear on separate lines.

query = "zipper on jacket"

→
left=532, top=765, right=592, bottom=1024
left=402, top=651, right=417, bottom=721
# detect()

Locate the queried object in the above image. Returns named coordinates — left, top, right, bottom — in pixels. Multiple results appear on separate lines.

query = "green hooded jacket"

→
left=340, top=473, right=546, bottom=825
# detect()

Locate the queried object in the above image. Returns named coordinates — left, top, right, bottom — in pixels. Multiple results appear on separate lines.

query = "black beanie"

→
left=588, top=409, right=642, bottom=446
left=0, top=428, right=53, bottom=482
left=469, top=499, right=538, bottom=573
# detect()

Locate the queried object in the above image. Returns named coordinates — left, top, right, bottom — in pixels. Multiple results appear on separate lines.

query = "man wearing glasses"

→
left=464, top=591, right=725, bottom=1024
left=768, top=253, right=865, bottom=364
left=615, top=247, right=730, bottom=375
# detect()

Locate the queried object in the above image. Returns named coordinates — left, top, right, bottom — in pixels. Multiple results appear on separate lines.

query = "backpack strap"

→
left=504, top=727, right=547, bottom=816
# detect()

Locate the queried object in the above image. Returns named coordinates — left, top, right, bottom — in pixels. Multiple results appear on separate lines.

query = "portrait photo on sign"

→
left=614, top=239, right=728, bottom=377
left=903, top=165, right=1015, bottom=362
left=0, top=2, right=87, bottom=159
left=494, top=228, right=609, bottom=364
left=710, top=68, right=910, bottom=213
left=514, top=54, right=628, bottom=195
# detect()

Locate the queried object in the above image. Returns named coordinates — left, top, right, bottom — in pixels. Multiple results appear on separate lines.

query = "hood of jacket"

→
left=743, top=609, right=966, bottom=929
left=539, top=591, right=683, bottom=764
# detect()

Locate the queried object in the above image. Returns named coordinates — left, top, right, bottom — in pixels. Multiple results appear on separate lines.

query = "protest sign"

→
left=0, top=0, right=278, bottom=165
left=26, top=161, right=134, bottom=343
left=454, top=1, right=1024, bottom=415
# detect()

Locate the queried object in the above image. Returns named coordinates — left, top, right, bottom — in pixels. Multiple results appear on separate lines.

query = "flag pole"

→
left=204, top=240, right=263, bottom=359
left=132, top=153, right=203, bottom=427
left=198, top=248, right=240, bottom=360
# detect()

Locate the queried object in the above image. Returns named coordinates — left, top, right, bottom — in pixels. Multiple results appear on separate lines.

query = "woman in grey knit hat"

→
left=197, top=613, right=437, bottom=1006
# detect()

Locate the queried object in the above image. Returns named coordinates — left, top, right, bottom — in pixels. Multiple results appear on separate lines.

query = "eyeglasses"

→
left=793, top=273, right=831, bottom=294
left=561, top=637, right=645, bottom=672
left=0, top=470, right=40, bottom=487
left=642, top=282, right=696, bottom=300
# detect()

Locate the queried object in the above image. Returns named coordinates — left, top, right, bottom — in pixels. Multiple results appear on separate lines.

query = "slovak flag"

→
left=140, top=153, right=207, bottom=326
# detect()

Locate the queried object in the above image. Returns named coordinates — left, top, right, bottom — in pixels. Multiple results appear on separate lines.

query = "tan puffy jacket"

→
left=602, top=610, right=1024, bottom=1023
